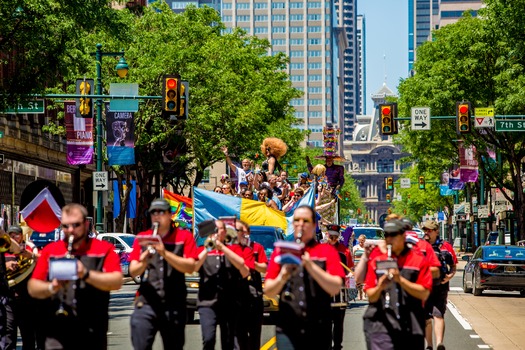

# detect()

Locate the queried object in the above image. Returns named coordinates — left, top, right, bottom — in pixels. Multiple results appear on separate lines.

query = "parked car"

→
left=96, top=233, right=139, bottom=283
left=185, top=225, right=283, bottom=323
left=462, top=245, right=525, bottom=296
left=486, top=231, right=511, bottom=245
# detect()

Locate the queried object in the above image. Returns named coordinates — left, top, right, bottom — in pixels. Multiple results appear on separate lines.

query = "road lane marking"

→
left=478, top=345, right=490, bottom=349
left=470, top=335, right=480, bottom=338
left=260, top=336, right=276, bottom=350
left=447, top=301, right=472, bottom=330
left=450, top=287, right=463, bottom=292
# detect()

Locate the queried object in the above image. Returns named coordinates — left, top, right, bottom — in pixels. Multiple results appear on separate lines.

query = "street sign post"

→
left=3, top=100, right=45, bottom=114
left=411, top=107, right=431, bottom=130
left=93, top=171, right=108, bottom=191
left=400, top=178, right=411, bottom=188
left=495, top=120, right=525, bottom=132
left=477, top=205, right=489, bottom=218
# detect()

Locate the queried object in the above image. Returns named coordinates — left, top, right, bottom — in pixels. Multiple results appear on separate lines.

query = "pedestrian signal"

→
left=386, top=177, right=394, bottom=190
left=386, top=194, right=391, bottom=203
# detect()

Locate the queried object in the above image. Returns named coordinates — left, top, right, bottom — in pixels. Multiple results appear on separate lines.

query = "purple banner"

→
left=106, top=104, right=135, bottom=166
left=65, top=101, right=93, bottom=165
left=459, top=145, right=479, bottom=183
left=440, top=172, right=455, bottom=196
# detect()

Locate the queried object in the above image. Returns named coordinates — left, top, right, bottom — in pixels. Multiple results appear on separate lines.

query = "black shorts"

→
left=425, top=287, right=448, bottom=319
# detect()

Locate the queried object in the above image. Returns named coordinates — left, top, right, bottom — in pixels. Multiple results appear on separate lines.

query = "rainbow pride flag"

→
left=162, top=189, right=193, bottom=227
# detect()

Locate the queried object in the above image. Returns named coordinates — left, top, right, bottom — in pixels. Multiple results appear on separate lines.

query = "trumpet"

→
left=204, top=228, right=236, bottom=251
left=148, top=222, right=159, bottom=255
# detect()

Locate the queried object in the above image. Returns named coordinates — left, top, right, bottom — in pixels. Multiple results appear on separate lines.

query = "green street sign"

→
left=3, top=99, right=45, bottom=114
left=0, top=131, right=3, bottom=138
left=495, top=119, right=525, bottom=132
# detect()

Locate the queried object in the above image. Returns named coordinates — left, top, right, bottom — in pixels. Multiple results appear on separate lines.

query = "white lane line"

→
left=450, top=287, right=463, bottom=292
left=470, top=335, right=480, bottom=338
left=478, top=345, right=490, bottom=349
left=447, top=301, right=473, bottom=330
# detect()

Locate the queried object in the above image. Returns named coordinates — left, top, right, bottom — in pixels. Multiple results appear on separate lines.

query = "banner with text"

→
left=448, top=164, right=465, bottom=190
left=459, top=144, right=479, bottom=183
left=65, top=101, right=93, bottom=165
left=106, top=103, right=135, bottom=166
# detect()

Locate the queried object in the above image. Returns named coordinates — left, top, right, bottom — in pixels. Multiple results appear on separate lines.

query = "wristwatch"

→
left=82, top=269, right=90, bottom=281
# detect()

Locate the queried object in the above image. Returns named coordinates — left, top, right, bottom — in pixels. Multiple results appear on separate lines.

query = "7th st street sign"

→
left=411, top=107, right=431, bottom=130
left=495, top=120, right=525, bottom=132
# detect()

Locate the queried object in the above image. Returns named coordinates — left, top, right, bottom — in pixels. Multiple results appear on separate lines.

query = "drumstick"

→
left=340, top=261, right=353, bottom=273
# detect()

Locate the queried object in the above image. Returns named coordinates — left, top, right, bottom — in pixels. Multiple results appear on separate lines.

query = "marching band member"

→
left=265, top=206, right=345, bottom=350
left=129, top=198, right=198, bottom=350
left=28, top=203, right=122, bottom=350
left=194, top=219, right=250, bottom=350
left=363, top=219, right=432, bottom=350
left=234, top=220, right=267, bottom=350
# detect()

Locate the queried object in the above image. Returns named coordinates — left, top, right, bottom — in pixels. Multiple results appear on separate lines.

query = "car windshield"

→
left=484, top=246, right=525, bottom=259
left=353, top=227, right=384, bottom=240
left=119, top=235, right=136, bottom=247
left=250, top=232, right=278, bottom=259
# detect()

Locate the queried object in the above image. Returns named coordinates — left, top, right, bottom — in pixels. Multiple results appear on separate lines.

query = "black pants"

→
left=199, top=304, right=236, bottom=350
left=235, top=297, right=263, bottom=350
left=331, top=307, right=346, bottom=350
left=6, top=295, right=43, bottom=350
left=130, top=303, right=185, bottom=350
left=0, top=299, right=7, bottom=350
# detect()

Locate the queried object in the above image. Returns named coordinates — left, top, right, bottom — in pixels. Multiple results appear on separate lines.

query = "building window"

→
left=272, top=39, right=285, bottom=45
left=290, top=26, right=304, bottom=33
left=272, top=14, right=286, bottom=21
left=308, top=26, right=322, bottom=33
left=273, top=27, right=286, bottom=33
left=290, top=98, right=305, bottom=106
left=308, top=38, right=321, bottom=45
left=222, top=15, right=232, bottom=22
left=272, top=2, right=286, bottom=9
left=308, top=99, right=322, bottom=106
left=308, top=74, right=322, bottom=81
left=307, top=14, right=321, bottom=20
left=308, top=2, right=321, bottom=8
left=290, top=50, right=304, bottom=57
left=308, top=87, right=322, bottom=93
left=290, top=2, right=304, bottom=8
left=295, top=111, right=305, bottom=118
left=254, top=15, right=268, bottom=21
left=236, top=3, right=250, bottom=9
left=237, top=15, right=250, bottom=21
left=290, top=62, right=304, bottom=69
left=308, top=62, right=322, bottom=69
left=290, top=75, right=304, bottom=82
left=290, top=39, right=304, bottom=45
left=308, top=124, right=323, bottom=132
left=308, top=111, right=322, bottom=117
left=308, top=50, right=321, bottom=57
left=254, top=2, right=267, bottom=9
left=290, top=14, right=304, bottom=21
left=222, top=3, right=232, bottom=9
left=255, top=27, right=268, bottom=34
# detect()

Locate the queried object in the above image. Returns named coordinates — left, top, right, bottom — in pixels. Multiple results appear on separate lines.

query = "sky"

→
left=357, top=0, right=408, bottom=114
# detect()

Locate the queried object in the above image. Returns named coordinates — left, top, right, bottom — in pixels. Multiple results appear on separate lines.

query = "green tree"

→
left=397, top=7, right=525, bottom=240
left=0, top=0, right=130, bottom=109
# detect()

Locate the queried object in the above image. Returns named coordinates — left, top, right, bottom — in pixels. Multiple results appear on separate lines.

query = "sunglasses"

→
left=222, top=187, right=230, bottom=190
left=422, top=228, right=433, bottom=232
left=215, top=190, right=222, bottom=193
left=61, top=222, right=82, bottom=230
left=150, top=209, right=166, bottom=215
left=384, top=231, right=403, bottom=238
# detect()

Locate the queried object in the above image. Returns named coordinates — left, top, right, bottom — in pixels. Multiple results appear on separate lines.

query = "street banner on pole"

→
left=65, top=101, right=94, bottom=165
left=448, top=164, right=465, bottom=190
left=105, top=103, right=135, bottom=166
left=459, top=144, right=479, bottom=182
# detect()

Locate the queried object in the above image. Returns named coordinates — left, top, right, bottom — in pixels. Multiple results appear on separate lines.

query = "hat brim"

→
left=314, top=155, right=345, bottom=161
left=327, top=231, right=341, bottom=236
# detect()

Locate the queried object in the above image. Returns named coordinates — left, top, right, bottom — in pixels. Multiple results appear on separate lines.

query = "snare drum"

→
left=331, top=287, right=348, bottom=308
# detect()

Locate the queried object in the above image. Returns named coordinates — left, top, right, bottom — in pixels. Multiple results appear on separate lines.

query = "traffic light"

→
left=357, top=208, right=362, bottom=215
left=344, top=191, right=350, bottom=201
left=386, top=177, right=394, bottom=190
left=379, top=103, right=398, bottom=135
left=387, top=208, right=392, bottom=214
left=162, top=74, right=181, bottom=120
left=386, top=194, right=391, bottom=203
left=179, top=81, right=189, bottom=120
left=418, top=176, right=426, bottom=189
left=456, top=101, right=471, bottom=134
left=76, top=79, right=94, bottom=118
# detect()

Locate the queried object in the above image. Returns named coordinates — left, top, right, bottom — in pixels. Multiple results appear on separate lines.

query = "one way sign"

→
left=411, top=107, right=431, bottom=130
left=93, top=171, right=108, bottom=191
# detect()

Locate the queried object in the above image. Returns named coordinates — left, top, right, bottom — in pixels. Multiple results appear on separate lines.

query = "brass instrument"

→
left=148, top=222, right=160, bottom=255
left=0, top=231, right=11, bottom=253
left=282, top=231, right=304, bottom=301
left=204, top=226, right=236, bottom=251
left=7, top=253, right=35, bottom=287
left=56, top=234, right=75, bottom=317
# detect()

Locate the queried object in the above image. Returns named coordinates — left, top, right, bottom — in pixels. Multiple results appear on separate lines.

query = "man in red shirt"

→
left=194, top=219, right=250, bottom=350
left=28, top=203, right=122, bottom=350
left=324, top=224, right=353, bottom=350
left=129, top=198, right=198, bottom=350
left=422, top=220, right=457, bottom=350
left=363, top=219, right=432, bottom=350
left=265, top=205, right=345, bottom=350
left=234, top=220, right=267, bottom=350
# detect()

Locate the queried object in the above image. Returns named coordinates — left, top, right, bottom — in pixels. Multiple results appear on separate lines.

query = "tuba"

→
left=0, top=231, right=11, bottom=253
left=7, top=254, right=36, bottom=287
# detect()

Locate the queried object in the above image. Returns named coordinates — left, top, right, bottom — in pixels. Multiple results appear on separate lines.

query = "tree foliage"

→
left=397, top=4, right=525, bottom=239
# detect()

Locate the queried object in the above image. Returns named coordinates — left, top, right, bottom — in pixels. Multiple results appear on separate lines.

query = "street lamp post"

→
left=94, top=43, right=129, bottom=232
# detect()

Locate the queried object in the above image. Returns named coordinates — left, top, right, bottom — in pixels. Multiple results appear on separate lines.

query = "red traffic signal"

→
left=163, top=75, right=181, bottom=117
left=456, top=101, right=471, bottom=134
left=380, top=103, right=398, bottom=135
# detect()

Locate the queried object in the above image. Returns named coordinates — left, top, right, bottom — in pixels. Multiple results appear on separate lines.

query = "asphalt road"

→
left=106, top=272, right=492, bottom=349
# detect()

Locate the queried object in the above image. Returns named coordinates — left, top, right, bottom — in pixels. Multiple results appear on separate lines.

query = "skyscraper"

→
left=408, top=0, right=482, bottom=73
